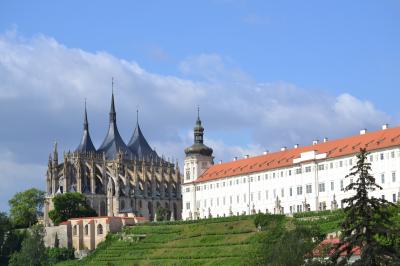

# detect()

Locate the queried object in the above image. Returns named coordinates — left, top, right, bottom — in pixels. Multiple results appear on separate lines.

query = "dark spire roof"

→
left=128, top=110, right=159, bottom=160
left=76, top=100, right=97, bottom=153
left=98, top=86, right=131, bottom=160
left=185, top=107, right=213, bottom=156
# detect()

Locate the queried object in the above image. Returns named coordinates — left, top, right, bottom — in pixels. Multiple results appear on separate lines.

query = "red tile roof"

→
left=195, top=126, right=400, bottom=183
left=313, top=238, right=361, bottom=257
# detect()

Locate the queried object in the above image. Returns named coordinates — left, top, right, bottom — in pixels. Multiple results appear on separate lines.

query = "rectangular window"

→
left=380, top=153, right=384, bottom=160
left=223, top=197, right=226, bottom=205
left=273, top=189, right=276, bottom=198
left=305, top=166, right=312, bottom=173
left=318, top=164, right=324, bottom=171
left=258, top=191, right=261, bottom=201
left=297, top=186, right=303, bottom=195
left=330, top=162, right=334, bottom=169
left=391, top=151, right=395, bottom=158
left=210, top=184, right=213, bottom=189
left=296, top=168, right=302, bottom=174
left=230, top=180, right=232, bottom=186
left=237, top=195, right=239, bottom=203
left=243, top=194, right=247, bottom=203
left=319, top=182, right=325, bottom=193
left=370, top=155, right=373, bottom=162
left=349, top=159, right=353, bottom=166
left=258, top=176, right=260, bottom=181
left=306, top=184, right=312, bottom=194
left=236, top=179, right=239, bottom=185
left=230, top=196, right=232, bottom=204
left=204, top=199, right=207, bottom=207
left=339, top=161, right=343, bottom=167
left=288, top=170, right=292, bottom=176
left=393, top=194, right=397, bottom=203
left=392, top=172, right=396, bottom=182
left=250, top=193, right=254, bottom=201
left=217, top=198, right=219, bottom=206
left=289, top=187, right=293, bottom=197
left=185, top=187, right=190, bottom=192
left=381, top=173, right=385, bottom=184
left=340, top=180, right=344, bottom=191
left=281, top=188, right=284, bottom=198
left=211, top=199, right=213, bottom=207
left=266, top=190, right=269, bottom=200
left=382, top=195, right=385, bottom=200
left=331, top=181, right=334, bottom=191
left=186, top=202, right=190, bottom=210
left=273, top=173, right=276, bottom=178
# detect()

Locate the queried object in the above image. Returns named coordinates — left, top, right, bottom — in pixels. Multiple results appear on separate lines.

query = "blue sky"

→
left=0, top=0, right=399, bottom=211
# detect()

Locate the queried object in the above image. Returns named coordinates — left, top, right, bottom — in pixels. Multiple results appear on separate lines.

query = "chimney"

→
left=244, top=155, right=250, bottom=159
left=263, top=150, right=269, bottom=155
left=219, top=160, right=222, bottom=164
left=233, top=157, right=237, bottom=161
left=360, top=129, right=367, bottom=135
left=294, top=144, right=299, bottom=149
left=281, top=147, right=287, bottom=151
left=382, top=124, right=389, bottom=130
left=323, top=138, right=328, bottom=143
left=312, top=140, right=319, bottom=145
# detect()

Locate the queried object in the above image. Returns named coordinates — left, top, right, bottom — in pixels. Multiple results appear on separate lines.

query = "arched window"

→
left=85, top=224, right=89, bottom=235
left=73, top=225, right=77, bottom=236
left=97, top=224, right=103, bottom=235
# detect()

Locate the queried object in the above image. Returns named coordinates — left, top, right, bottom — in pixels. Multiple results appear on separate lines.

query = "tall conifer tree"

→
left=330, top=148, right=399, bottom=265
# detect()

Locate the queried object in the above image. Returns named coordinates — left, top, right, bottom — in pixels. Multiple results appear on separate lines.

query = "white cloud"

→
left=0, top=150, right=46, bottom=212
left=0, top=31, right=392, bottom=210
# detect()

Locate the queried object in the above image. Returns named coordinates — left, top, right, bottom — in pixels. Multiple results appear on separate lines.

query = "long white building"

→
left=182, top=116, right=400, bottom=220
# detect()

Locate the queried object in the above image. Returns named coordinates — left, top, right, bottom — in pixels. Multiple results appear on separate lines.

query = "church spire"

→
left=83, top=98, right=89, bottom=131
left=194, top=106, right=204, bottom=144
left=76, top=100, right=96, bottom=153
left=109, top=77, right=116, bottom=123
left=128, top=108, right=159, bottom=160
left=98, top=82, right=131, bottom=159
left=184, top=106, right=213, bottom=157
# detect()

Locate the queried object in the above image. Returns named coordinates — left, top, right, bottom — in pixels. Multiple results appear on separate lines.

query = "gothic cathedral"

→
left=44, top=92, right=182, bottom=225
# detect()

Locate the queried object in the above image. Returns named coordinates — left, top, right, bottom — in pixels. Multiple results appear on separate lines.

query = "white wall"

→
left=182, top=147, right=400, bottom=220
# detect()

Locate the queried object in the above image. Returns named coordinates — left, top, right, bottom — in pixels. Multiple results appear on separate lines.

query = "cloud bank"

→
left=0, top=30, right=390, bottom=211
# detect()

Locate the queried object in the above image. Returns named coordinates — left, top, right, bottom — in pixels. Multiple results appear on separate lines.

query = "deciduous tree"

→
left=8, top=188, right=45, bottom=228
left=48, top=192, right=96, bottom=225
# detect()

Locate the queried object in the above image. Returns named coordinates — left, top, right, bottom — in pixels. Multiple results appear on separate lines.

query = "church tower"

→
left=182, top=108, right=213, bottom=220
left=184, top=108, right=214, bottom=183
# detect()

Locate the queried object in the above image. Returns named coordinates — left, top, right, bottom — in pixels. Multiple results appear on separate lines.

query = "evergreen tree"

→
left=330, top=148, right=400, bottom=265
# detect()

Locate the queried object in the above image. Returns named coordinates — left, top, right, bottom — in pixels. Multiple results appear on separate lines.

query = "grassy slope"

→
left=58, top=216, right=262, bottom=266
left=57, top=211, right=345, bottom=266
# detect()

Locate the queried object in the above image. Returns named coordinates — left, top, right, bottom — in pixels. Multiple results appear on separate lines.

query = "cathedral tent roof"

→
left=97, top=92, right=131, bottom=160
left=75, top=102, right=96, bottom=153
left=128, top=114, right=159, bottom=160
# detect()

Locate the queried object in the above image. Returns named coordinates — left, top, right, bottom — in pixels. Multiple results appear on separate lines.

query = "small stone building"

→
left=44, top=216, right=142, bottom=253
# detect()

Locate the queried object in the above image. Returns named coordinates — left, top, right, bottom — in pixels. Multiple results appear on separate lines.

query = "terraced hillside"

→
left=58, top=216, right=262, bottom=266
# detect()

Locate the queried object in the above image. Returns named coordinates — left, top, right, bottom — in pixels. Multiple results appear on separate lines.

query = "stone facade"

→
left=44, top=216, right=139, bottom=253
